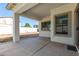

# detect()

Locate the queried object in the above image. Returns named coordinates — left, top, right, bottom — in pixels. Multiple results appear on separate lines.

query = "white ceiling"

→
left=24, top=3, right=68, bottom=18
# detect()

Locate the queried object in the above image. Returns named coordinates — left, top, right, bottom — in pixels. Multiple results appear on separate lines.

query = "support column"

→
left=13, top=13, right=20, bottom=43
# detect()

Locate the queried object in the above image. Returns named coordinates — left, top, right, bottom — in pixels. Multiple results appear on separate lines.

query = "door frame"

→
left=75, top=8, right=79, bottom=46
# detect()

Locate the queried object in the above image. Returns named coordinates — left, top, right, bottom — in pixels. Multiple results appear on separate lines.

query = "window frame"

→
left=41, top=21, right=50, bottom=31
left=55, top=13, right=69, bottom=35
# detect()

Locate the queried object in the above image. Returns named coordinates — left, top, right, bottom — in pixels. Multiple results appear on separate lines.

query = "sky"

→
left=0, top=3, right=38, bottom=27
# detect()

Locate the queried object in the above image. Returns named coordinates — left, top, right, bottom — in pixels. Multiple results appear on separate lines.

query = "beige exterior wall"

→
left=39, top=16, right=50, bottom=37
left=51, top=4, right=77, bottom=46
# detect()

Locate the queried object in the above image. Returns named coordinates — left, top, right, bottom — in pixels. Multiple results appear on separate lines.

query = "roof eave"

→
left=6, top=3, right=16, bottom=10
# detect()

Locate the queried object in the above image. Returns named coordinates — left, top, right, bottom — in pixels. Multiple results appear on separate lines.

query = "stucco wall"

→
left=39, top=16, right=50, bottom=37
left=51, top=4, right=77, bottom=46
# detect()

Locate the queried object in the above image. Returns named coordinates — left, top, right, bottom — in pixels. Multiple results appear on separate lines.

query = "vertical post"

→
left=13, top=13, right=20, bottom=43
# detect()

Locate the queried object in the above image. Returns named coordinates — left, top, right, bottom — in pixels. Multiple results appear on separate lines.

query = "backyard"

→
left=0, top=32, right=39, bottom=42
left=0, top=17, right=39, bottom=42
left=0, top=22, right=39, bottom=42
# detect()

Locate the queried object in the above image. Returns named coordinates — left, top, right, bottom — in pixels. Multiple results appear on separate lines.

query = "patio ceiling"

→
left=22, top=3, right=68, bottom=20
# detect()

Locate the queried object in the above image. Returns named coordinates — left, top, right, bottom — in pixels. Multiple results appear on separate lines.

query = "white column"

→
left=13, top=13, right=20, bottom=43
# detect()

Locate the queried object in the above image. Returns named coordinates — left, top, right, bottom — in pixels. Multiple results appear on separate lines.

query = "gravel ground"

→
left=0, top=32, right=39, bottom=42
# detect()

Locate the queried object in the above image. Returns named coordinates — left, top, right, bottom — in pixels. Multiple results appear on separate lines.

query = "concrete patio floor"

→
left=0, top=36, right=79, bottom=56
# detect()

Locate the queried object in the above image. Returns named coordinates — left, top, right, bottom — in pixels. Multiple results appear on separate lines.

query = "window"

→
left=55, top=14, right=68, bottom=34
left=41, top=21, right=50, bottom=31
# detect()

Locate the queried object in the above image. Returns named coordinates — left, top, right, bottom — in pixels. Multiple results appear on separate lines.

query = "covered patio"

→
left=2, top=3, right=79, bottom=55
left=6, top=3, right=78, bottom=46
